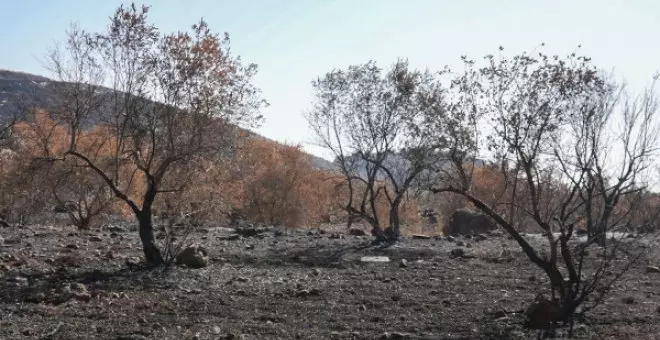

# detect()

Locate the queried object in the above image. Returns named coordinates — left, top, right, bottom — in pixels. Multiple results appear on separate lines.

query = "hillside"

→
left=0, top=69, right=335, bottom=170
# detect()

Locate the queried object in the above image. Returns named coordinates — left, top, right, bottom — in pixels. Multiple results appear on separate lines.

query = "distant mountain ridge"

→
left=0, top=69, right=336, bottom=170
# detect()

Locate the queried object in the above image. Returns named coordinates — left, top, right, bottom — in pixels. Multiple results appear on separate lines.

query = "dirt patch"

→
left=0, top=224, right=659, bottom=339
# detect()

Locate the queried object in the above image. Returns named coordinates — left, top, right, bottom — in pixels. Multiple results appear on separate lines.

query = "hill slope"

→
left=0, top=69, right=335, bottom=169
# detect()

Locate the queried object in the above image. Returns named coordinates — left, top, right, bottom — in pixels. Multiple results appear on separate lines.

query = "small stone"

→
left=89, top=236, right=103, bottom=242
left=449, top=248, right=465, bottom=258
left=528, top=275, right=536, bottom=282
left=107, top=225, right=126, bottom=233
left=399, top=259, right=408, bottom=268
left=446, top=235, right=455, bottom=242
left=312, top=268, right=321, bottom=276
left=622, top=296, right=635, bottom=304
left=380, top=332, right=411, bottom=340
left=212, top=326, right=222, bottom=334
left=220, top=234, right=241, bottom=241
left=411, top=234, right=431, bottom=240
left=474, top=234, right=487, bottom=242
left=245, top=244, right=255, bottom=250
left=348, top=228, right=367, bottom=236
left=65, top=244, right=79, bottom=249
left=456, top=241, right=465, bottom=247
left=646, top=265, right=660, bottom=273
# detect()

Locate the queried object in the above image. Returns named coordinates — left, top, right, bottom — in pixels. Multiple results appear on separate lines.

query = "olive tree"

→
left=306, top=60, right=454, bottom=243
left=430, top=48, right=660, bottom=331
left=45, top=4, right=265, bottom=264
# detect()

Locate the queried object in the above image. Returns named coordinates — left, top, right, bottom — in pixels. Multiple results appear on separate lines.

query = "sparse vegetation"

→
left=1, top=3, right=660, bottom=340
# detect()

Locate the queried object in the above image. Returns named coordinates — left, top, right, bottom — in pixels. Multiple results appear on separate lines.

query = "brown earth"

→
left=0, top=223, right=659, bottom=339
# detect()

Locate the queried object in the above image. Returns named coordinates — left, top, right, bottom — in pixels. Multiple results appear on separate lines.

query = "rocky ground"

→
left=1, top=223, right=660, bottom=340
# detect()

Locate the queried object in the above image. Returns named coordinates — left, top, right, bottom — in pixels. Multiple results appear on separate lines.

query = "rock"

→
left=411, top=234, right=431, bottom=240
left=10, top=275, right=28, bottom=285
left=89, top=235, right=103, bottom=242
left=622, top=296, right=635, bottom=304
left=348, top=228, right=367, bottom=236
left=329, top=233, right=343, bottom=239
left=212, top=326, right=222, bottom=335
left=235, top=226, right=268, bottom=237
left=61, top=282, right=91, bottom=302
left=245, top=244, right=255, bottom=250
left=312, top=268, right=321, bottom=276
left=444, top=209, right=496, bottom=236
left=125, top=257, right=141, bottom=268
left=27, top=292, right=47, bottom=303
left=524, top=296, right=561, bottom=329
left=455, top=241, right=465, bottom=247
left=474, top=234, right=488, bottom=242
left=273, top=230, right=284, bottom=237
left=295, top=288, right=321, bottom=298
left=65, top=244, right=80, bottom=249
left=360, top=256, right=390, bottom=263
left=446, top=235, right=455, bottom=242
left=449, top=248, right=465, bottom=258
left=175, top=245, right=209, bottom=269
left=219, top=234, right=241, bottom=241
left=487, top=229, right=505, bottom=237
left=399, top=259, right=408, bottom=268
left=379, top=332, right=411, bottom=340
left=528, top=275, right=536, bottom=282
left=646, top=265, right=660, bottom=273
left=107, top=225, right=127, bottom=233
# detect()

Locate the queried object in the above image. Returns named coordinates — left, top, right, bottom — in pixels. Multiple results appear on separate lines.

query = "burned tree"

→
left=307, top=60, right=451, bottom=243
left=430, top=48, right=660, bottom=331
left=44, top=4, right=265, bottom=265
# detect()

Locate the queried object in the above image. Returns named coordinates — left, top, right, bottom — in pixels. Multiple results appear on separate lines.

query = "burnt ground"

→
left=1, top=223, right=660, bottom=340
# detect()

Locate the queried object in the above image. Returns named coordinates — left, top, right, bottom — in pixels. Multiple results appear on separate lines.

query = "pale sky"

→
left=1, top=0, right=660, bottom=160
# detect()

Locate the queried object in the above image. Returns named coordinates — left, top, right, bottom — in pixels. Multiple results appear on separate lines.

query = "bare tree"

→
left=430, top=48, right=660, bottom=331
left=306, top=60, right=453, bottom=243
left=44, top=4, right=265, bottom=265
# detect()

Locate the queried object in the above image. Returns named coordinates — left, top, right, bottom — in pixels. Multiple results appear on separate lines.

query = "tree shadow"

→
left=0, top=264, right=172, bottom=304
left=222, top=243, right=373, bottom=269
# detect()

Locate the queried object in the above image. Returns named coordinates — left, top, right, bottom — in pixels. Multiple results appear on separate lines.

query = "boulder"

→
left=444, top=209, right=496, bottom=236
left=175, top=245, right=209, bottom=269
left=524, top=296, right=561, bottom=329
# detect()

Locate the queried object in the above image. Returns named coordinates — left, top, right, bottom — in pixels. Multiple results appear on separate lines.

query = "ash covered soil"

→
left=1, top=223, right=660, bottom=340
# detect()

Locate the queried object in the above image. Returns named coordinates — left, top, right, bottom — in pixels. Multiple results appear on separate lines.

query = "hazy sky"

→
left=1, top=0, right=660, bottom=159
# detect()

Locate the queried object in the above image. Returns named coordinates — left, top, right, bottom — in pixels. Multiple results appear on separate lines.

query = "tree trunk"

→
left=137, top=209, right=163, bottom=265
left=389, top=201, right=402, bottom=241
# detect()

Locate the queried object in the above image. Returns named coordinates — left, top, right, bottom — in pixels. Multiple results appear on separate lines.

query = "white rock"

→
left=360, top=256, right=390, bottom=263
